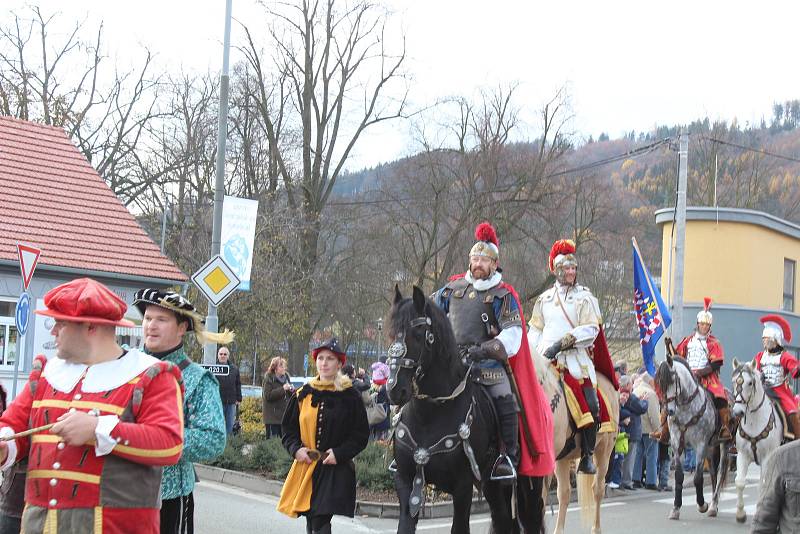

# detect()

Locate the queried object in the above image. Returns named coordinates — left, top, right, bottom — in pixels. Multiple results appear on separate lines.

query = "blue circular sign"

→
left=15, top=293, right=31, bottom=336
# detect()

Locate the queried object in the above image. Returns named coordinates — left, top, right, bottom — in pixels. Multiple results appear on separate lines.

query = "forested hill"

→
left=336, top=100, right=800, bottom=273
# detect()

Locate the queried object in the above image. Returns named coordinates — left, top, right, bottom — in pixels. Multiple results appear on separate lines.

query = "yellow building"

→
left=655, top=207, right=800, bottom=388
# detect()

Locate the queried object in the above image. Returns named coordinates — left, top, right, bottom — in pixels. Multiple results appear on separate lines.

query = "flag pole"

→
left=632, top=237, right=673, bottom=353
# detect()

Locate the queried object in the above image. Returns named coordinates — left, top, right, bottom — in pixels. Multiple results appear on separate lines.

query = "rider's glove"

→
left=560, top=332, right=577, bottom=350
left=543, top=340, right=562, bottom=360
left=467, top=345, right=489, bottom=362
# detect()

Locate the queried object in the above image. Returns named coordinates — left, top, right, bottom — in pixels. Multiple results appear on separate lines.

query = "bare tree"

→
left=239, top=0, right=407, bottom=368
left=0, top=6, right=162, bottom=203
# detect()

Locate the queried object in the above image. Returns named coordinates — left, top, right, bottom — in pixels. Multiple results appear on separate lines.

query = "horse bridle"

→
left=664, top=366, right=702, bottom=408
left=387, top=315, right=435, bottom=390
left=386, top=313, right=471, bottom=403
left=733, top=365, right=767, bottom=415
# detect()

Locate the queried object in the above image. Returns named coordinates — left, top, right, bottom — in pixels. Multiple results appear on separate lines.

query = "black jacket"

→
left=281, top=383, right=369, bottom=517
left=217, top=362, right=242, bottom=404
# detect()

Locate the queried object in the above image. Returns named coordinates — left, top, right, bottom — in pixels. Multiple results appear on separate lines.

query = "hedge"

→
left=211, top=395, right=395, bottom=491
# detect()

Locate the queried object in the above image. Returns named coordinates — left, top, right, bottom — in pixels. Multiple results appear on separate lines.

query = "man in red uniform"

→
left=674, top=297, right=731, bottom=441
left=0, top=278, right=184, bottom=533
left=755, top=314, right=800, bottom=439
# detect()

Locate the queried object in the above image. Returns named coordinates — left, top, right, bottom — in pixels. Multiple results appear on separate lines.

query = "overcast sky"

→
left=7, top=0, right=800, bottom=170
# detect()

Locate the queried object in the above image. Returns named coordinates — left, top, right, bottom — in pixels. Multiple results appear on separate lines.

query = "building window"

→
left=784, top=259, right=796, bottom=312
left=0, top=299, right=18, bottom=367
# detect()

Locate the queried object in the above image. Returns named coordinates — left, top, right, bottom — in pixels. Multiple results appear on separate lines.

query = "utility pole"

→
left=204, top=0, right=233, bottom=365
left=671, top=132, right=689, bottom=337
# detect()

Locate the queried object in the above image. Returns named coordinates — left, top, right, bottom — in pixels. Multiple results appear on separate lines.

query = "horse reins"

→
left=666, top=365, right=709, bottom=455
left=733, top=366, right=775, bottom=465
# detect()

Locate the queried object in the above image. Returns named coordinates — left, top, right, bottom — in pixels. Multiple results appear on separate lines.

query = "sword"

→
left=503, top=360, right=539, bottom=457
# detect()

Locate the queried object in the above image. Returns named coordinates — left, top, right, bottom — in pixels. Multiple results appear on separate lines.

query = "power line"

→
left=327, top=137, right=673, bottom=207
left=703, top=136, right=800, bottom=164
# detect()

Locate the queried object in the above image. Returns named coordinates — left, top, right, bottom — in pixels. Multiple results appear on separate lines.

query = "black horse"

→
left=387, top=286, right=544, bottom=534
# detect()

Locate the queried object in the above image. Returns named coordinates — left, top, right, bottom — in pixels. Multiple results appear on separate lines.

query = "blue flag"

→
left=632, top=239, right=672, bottom=375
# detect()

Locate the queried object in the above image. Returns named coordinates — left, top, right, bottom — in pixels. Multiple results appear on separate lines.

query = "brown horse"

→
left=533, top=352, right=619, bottom=534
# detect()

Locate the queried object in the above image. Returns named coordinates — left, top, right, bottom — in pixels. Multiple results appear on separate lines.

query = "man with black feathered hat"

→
left=133, top=288, right=233, bottom=534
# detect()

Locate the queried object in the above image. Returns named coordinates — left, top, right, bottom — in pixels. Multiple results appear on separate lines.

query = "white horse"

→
left=730, top=359, right=784, bottom=524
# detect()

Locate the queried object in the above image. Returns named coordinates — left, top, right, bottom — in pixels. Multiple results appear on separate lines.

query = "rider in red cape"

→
left=436, top=221, right=554, bottom=479
left=674, top=297, right=731, bottom=441
left=447, top=272, right=556, bottom=477
left=755, top=314, right=800, bottom=439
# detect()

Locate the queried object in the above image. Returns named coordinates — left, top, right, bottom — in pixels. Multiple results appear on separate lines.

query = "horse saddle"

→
left=763, top=389, right=795, bottom=440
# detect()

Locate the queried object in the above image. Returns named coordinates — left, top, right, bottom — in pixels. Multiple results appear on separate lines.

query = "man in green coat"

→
left=134, top=289, right=232, bottom=534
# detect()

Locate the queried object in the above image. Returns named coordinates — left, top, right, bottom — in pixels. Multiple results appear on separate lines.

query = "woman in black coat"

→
left=277, top=338, right=369, bottom=534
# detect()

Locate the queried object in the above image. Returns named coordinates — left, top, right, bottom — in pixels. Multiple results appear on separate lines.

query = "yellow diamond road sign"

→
left=191, top=255, right=241, bottom=306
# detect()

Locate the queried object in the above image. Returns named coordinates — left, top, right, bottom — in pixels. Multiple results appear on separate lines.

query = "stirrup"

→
left=489, top=454, right=517, bottom=481
left=388, top=459, right=397, bottom=472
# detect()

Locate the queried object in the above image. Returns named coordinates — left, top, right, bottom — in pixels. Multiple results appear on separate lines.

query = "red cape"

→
left=451, top=274, right=555, bottom=476
left=592, top=327, right=619, bottom=390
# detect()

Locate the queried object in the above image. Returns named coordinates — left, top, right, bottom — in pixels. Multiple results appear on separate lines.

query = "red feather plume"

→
left=703, top=297, right=712, bottom=312
left=548, top=239, right=576, bottom=272
left=761, top=314, right=792, bottom=344
left=475, top=222, right=499, bottom=246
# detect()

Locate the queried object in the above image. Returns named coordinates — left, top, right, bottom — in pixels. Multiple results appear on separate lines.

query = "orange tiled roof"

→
left=0, top=116, right=187, bottom=282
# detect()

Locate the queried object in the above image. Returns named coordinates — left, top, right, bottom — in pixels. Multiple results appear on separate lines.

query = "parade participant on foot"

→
left=674, top=298, right=731, bottom=441
left=278, top=338, right=369, bottom=534
left=435, top=222, right=554, bottom=481
left=528, top=239, right=618, bottom=474
left=754, top=315, right=800, bottom=439
left=0, top=278, right=184, bottom=533
left=133, top=289, right=230, bottom=534
left=216, top=346, right=242, bottom=435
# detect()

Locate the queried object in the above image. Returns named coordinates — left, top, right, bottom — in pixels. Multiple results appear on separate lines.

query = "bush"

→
left=355, top=441, right=394, bottom=492
left=210, top=412, right=394, bottom=492
left=239, top=396, right=264, bottom=437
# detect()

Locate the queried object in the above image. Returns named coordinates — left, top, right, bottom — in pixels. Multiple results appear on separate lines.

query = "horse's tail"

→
left=576, top=472, right=594, bottom=529
left=716, top=440, right=732, bottom=496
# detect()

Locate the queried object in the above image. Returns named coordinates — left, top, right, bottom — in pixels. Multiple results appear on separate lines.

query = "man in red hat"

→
left=434, top=222, right=554, bottom=481
left=755, top=314, right=800, bottom=439
left=674, top=297, right=731, bottom=441
left=0, top=278, right=184, bottom=534
left=528, top=239, right=618, bottom=474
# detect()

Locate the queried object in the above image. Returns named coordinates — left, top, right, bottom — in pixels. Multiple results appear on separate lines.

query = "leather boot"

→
left=306, top=516, right=313, bottom=534
left=577, top=424, right=597, bottom=474
left=312, top=525, right=332, bottom=534
left=788, top=412, right=800, bottom=441
left=491, top=411, right=519, bottom=482
left=717, top=406, right=732, bottom=442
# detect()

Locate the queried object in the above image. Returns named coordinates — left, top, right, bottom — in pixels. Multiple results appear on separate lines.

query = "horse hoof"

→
left=668, top=508, right=680, bottom=520
left=698, top=502, right=709, bottom=513
left=736, top=512, right=747, bottom=523
left=708, top=507, right=717, bottom=518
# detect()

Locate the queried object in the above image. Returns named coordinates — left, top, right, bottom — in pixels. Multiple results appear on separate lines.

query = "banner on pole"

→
left=221, top=196, right=259, bottom=291
left=632, top=238, right=672, bottom=375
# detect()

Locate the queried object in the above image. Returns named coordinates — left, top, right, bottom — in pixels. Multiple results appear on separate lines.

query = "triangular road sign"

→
left=17, top=244, right=41, bottom=291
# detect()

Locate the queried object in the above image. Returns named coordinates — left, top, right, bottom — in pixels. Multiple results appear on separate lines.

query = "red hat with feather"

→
left=469, top=222, right=500, bottom=261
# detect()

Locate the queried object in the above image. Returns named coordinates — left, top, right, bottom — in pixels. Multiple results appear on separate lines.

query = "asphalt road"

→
left=194, top=465, right=763, bottom=534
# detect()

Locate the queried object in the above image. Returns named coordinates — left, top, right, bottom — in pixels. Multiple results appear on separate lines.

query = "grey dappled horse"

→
left=655, top=353, right=730, bottom=520
left=731, top=359, right=783, bottom=524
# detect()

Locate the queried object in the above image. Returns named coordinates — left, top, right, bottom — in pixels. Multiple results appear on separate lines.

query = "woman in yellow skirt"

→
left=277, top=337, right=369, bottom=534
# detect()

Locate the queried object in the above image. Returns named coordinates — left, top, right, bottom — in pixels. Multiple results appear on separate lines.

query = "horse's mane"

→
left=655, top=356, right=693, bottom=393
left=388, top=294, right=459, bottom=361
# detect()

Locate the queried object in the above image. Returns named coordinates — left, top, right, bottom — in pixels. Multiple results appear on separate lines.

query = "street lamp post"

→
left=376, top=317, right=384, bottom=360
